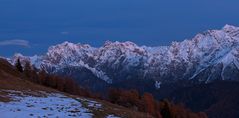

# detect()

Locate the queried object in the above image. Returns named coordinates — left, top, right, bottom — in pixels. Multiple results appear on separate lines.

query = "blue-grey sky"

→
left=0, top=0, right=239, bottom=57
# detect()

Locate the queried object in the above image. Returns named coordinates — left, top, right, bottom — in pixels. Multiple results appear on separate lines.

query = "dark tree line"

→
left=108, top=88, right=208, bottom=118
left=15, top=59, right=92, bottom=97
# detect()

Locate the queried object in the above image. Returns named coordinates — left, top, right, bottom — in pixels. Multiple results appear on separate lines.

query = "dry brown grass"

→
left=0, top=59, right=58, bottom=102
left=67, top=95, right=154, bottom=118
left=0, top=90, right=11, bottom=102
left=0, top=70, right=57, bottom=92
left=91, top=99, right=154, bottom=118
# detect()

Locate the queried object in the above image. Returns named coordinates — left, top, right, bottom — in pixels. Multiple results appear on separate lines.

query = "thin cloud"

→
left=61, top=31, right=69, bottom=35
left=0, top=39, right=30, bottom=47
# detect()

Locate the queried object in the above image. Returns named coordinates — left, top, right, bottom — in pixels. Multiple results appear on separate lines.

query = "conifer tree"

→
left=38, top=68, right=47, bottom=85
left=23, top=61, right=32, bottom=78
left=30, top=67, right=39, bottom=83
left=142, top=93, right=156, bottom=115
left=15, top=58, right=23, bottom=73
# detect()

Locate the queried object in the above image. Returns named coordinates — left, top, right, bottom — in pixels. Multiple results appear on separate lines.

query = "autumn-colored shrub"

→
left=21, top=62, right=92, bottom=98
left=142, top=93, right=156, bottom=115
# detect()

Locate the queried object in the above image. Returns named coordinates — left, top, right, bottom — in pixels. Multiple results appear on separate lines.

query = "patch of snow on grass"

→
left=76, top=98, right=102, bottom=110
left=0, top=91, right=93, bottom=118
left=106, top=114, right=121, bottom=118
left=87, top=100, right=102, bottom=109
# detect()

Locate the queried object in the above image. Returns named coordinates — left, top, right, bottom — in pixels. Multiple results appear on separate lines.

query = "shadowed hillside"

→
left=0, top=58, right=56, bottom=93
left=170, top=81, right=239, bottom=118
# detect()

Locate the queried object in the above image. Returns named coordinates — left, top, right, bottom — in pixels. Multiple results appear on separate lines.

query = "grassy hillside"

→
left=0, top=58, right=153, bottom=118
left=0, top=58, right=57, bottom=91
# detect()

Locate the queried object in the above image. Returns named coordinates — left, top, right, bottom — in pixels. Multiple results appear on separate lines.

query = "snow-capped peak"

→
left=102, top=41, right=140, bottom=51
left=223, top=24, right=239, bottom=31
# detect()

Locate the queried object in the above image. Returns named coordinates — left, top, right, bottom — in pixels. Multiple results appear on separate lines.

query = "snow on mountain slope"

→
left=10, top=25, right=239, bottom=85
left=46, top=41, right=96, bottom=65
left=97, top=41, right=147, bottom=67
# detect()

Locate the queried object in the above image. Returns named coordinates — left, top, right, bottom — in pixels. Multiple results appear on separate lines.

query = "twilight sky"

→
left=0, top=0, right=239, bottom=57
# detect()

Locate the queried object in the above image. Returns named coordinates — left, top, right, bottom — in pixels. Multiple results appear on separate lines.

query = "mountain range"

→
left=3, top=25, right=239, bottom=118
left=8, top=25, right=239, bottom=89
